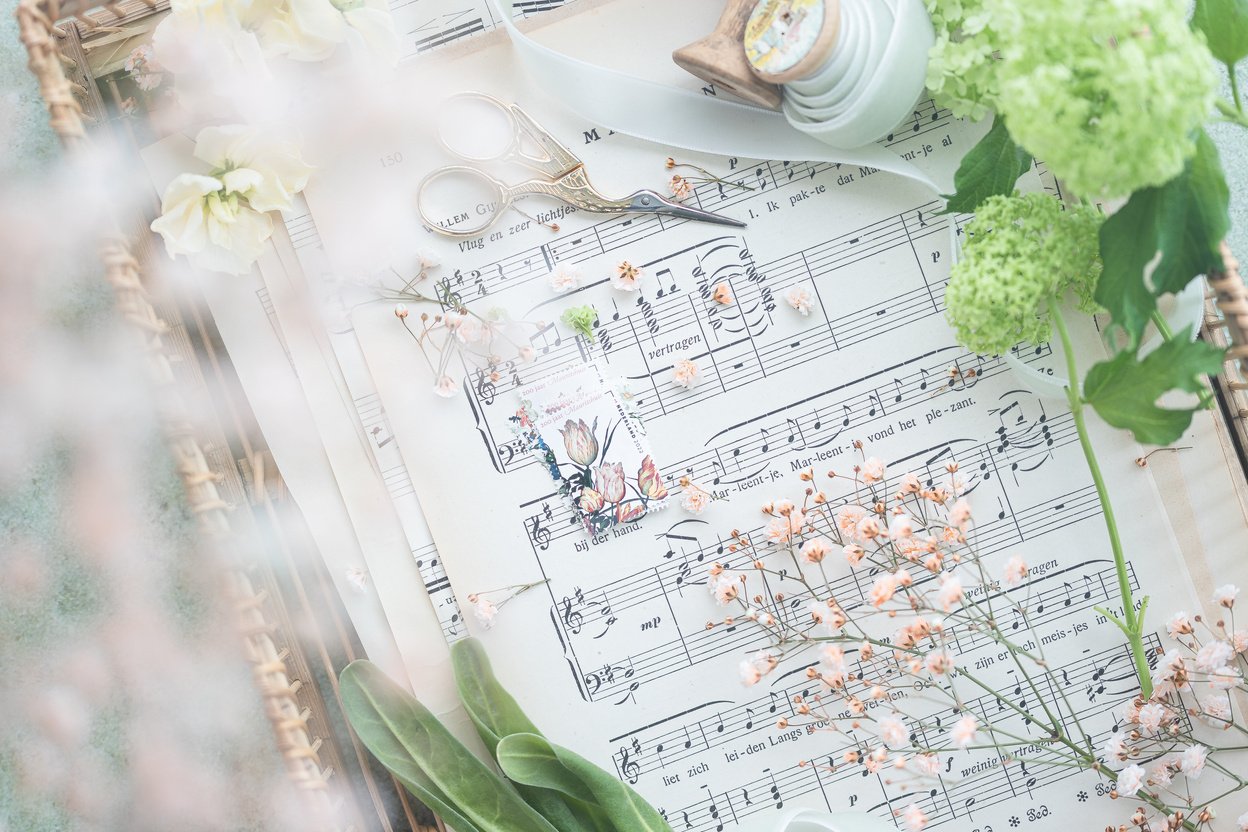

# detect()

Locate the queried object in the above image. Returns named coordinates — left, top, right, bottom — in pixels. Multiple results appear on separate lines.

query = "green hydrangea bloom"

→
left=924, top=0, right=1002, bottom=120
left=945, top=193, right=1103, bottom=356
left=560, top=305, right=598, bottom=342
left=991, top=0, right=1216, bottom=199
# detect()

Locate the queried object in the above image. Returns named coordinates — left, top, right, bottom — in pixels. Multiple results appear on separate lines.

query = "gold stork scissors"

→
left=417, top=92, right=746, bottom=239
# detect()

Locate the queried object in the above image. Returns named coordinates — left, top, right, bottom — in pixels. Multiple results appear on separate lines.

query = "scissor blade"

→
left=652, top=195, right=746, bottom=228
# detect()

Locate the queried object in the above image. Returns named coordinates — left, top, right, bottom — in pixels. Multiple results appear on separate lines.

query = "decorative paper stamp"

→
left=515, top=362, right=668, bottom=534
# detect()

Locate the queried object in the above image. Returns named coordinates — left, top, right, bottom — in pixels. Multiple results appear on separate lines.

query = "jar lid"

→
left=744, top=0, right=842, bottom=84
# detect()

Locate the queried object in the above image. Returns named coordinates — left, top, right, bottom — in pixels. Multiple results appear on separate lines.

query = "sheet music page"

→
left=301, top=2, right=1244, bottom=828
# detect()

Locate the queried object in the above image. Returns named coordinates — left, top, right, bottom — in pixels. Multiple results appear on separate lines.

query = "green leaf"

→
left=339, top=661, right=561, bottom=832
left=452, top=639, right=612, bottom=832
left=1193, top=0, right=1248, bottom=65
left=1083, top=332, right=1224, bottom=445
left=452, top=638, right=543, bottom=758
left=1096, top=187, right=1163, bottom=344
left=497, top=734, right=672, bottom=832
left=1096, top=131, right=1230, bottom=345
left=940, top=114, right=1033, bottom=215
left=1151, top=132, right=1231, bottom=295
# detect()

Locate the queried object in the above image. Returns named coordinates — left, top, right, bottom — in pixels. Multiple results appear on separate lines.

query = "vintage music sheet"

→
left=301, top=0, right=1248, bottom=828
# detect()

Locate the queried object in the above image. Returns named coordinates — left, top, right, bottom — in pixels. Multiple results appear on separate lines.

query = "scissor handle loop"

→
left=437, top=91, right=579, bottom=178
left=416, top=165, right=509, bottom=240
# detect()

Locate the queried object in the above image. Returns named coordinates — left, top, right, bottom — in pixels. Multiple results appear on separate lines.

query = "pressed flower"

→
left=1166, top=611, right=1193, bottom=637
left=612, top=261, right=644, bottom=291
left=473, top=596, right=498, bottom=628
left=616, top=502, right=646, bottom=524
left=785, top=286, right=814, bottom=315
left=681, top=484, right=712, bottom=514
left=668, top=175, right=693, bottom=201
left=548, top=264, right=582, bottom=293
left=712, top=282, right=734, bottom=304
left=878, top=715, right=908, bottom=749
left=902, top=803, right=928, bottom=832
left=671, top=358, right=700, bottom=388
left=1196, top=640, right=1234, bottom=673
left=1179, top=745, right=1207, bottom=778
left=560, top=304, right=598, bottom=341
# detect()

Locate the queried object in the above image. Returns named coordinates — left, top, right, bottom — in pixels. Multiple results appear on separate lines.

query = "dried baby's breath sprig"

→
left=381, top=261, right=543, bottom=397
left=707, top=445, right=1248, bottom=832
left=664, top=157, right=755, bottom=202
left=467, top=580, right=549, bottom=629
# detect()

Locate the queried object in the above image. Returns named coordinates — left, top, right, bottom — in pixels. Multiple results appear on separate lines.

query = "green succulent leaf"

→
left=452, top=639, right=612, bottom=832
left=1193, top=0, right=1248, bottom=66
left=497, top=733, right=672, bottom=832
left=1082, top=332, right=1224, bottom=445
left=339, top=660, right=560, bottom=832
left=940, top=114, right=1033, bottom=215
left=1096, top=130, right=1230, bottom=345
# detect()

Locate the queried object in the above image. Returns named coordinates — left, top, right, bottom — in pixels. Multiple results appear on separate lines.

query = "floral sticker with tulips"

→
left=514, top=363, right=669, bottom=534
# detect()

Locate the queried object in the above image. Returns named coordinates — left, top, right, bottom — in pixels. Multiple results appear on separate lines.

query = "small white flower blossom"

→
left=344, top=566, right=369, bottom=593
left=1198, top=696, right=1231, bottom=728
left=548, top=264, right=582, bottom=293
left=861, top=457, right=886, bottom=483
left=1213, top=584, right=1240, bottom=608
left=1196, top=640, right=1234, bottom=673
left=434, top=375, right=458, bottom=397
left=473, top=596, right=498, bottom=628
left=1167, top=611, right=1193, bottom=637
left=1237, top=810, right=1248, bottom=832
left=1179, top=744, right=1207, bottom=778
left=1116, top=763, right=1144, bottom=797
left=1001, top=555, right=1028, bottom=587
left=785, top=286, right=814, bottom=315
left=1137, top=702, right=1167, bottom=734
left=949, top=714, right=977, bottom=749
left=1210, top=666, right=1241, bottom=690
left=878, top=715, right=908, bottom=749
left=903, top=803, right=928, bottom=832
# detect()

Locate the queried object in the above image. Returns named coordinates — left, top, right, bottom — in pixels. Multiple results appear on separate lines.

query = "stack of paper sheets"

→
left=142, top=0, right=1248, bottom=828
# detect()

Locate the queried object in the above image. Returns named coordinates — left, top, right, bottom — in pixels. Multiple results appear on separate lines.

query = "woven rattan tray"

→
left=15, top=1, right=1248, bottom=828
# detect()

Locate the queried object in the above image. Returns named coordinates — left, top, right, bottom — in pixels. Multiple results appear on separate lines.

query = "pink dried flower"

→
left=785, top=286, right=814, bottom=315
left=671, top=358, right=700, bottom=388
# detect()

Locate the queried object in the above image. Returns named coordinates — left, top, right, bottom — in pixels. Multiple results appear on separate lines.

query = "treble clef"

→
left=618, top=746, right=641, bottom=784
left=560, top=595, right=585, bottom=634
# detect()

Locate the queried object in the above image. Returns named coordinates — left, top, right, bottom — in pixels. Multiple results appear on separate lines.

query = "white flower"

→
left=1210, top=666, right=1241, bottom=690
left=948, top=498, right=972, bottom=529
left=889, top=514, right=914, bottom=539
left=1116, top=764, right=1144, bottom=797
left=611, top=261, right=644, bottom=291
left=902, top=803, right=928, bottom=832
left=671, top=359, right=700, bottom=389
left=1166, top=611, right=1193, bottom=637
left=709, top=574, right=738, bottom=606
left=949, top=714, right=977, bottom=749
left=1104, top=730, right=1129, bottom=762
left=739, top=650, right=777, bottom=686
left=861, top=456, right=886, bottom=483
left=548, top=264, right=582, bottom=293
left=785, top=286, right=814, bottom=315
left=415, top=248, right=441, bottom=271
left=820, top=644, right=848, bottom=686
left=263, top=0, right=400, bottom=65
left=1198, top=696, right=1231, bottom=728
left=453, top=316, right=488, bottom=344
left=473, top=596, right=498, bottom=628
left=878, top=715, right=908, bottom=749
left=1196, top=640, right=1234, bottom=673
left=1136, top=703, right=1167, bottom=734
left=681, top=484, right=711, bottom=514
left=938, top=575, right=964, bottom=612
left=1237, top=810, right=1248, bottom=831
left=800, top=537, right=832, bottom=563
left=1002, top=555, right=1027, bottom=587
left=150, top=126, right=312, bottom=275
left=1213, top=584, right=1240, bottom=608
left=434, top=375, right=458, bottom=397
left=1179, top=745, right=1207, bottom=778
left=344, top=566, right=368, bottom=592
left=1149, top=758, right=1174, bottom=787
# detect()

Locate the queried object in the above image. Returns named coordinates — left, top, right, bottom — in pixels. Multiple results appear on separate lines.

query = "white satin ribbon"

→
left=488, top=0, right=944, bottom=192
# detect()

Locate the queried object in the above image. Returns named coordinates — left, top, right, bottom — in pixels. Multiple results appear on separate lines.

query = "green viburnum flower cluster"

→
left=924, top=0, right=1001, bottom=121
left=927, top=0, right=1217, bottom=199
left=945, top=193, right=1102, bottom=356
